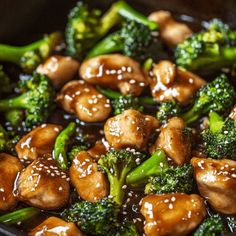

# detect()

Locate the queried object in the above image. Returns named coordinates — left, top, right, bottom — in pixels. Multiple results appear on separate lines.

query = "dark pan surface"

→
left=0, top=0, right=236, bottom=235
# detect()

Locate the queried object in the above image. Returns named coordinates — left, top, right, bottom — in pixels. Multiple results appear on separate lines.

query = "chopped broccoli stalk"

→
left=98, top=149, right=146, bottom=206
left=143, top=58, right=154, bottom=71
left=65, top=1, right=157, bottom=59
left=53, top=122, right=76, bottom=170
left=202, top=111, right=236, bottom=160
left=145, top=164, right=193, bottom=194
left=112, top=221, right=140, bottom=236
left=61, top=198, right=119, bottom=235
left=226, top=216, right=236, bottom=232
left=126, top=149, right=168, bottom=187
left=181, top=74, right=236, bottom=124
left=5, top=109, right=24, bottom=127
left=157, top=101, right=182, bottom=123
left=97, top=86, right=155, bottom=115
left=0, top=66, right=12, bottom=94
left=193, top=214, right=225, bottom=236
left=175, top=19, right=236, bottom=71
left=0, top=207, right=40, bottom=225
left=87, top=20, right=153, bottom=60
left=0, top=73, right=54, bottom=127
left=0, top=32, right=61, bottom=73
left=68, top=145, right=87, bottom=161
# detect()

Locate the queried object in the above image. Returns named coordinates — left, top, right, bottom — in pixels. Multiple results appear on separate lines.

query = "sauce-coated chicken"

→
left=0, top=153, right=23, bottom=211
left=191, top=157, right=236, bottom=214
left=140, top=193, right=206, bottom=236
left=29, top=216, right=83, bottom=236
left=57, top=80, right=111, bottom=122
left=151, top=117, right=191, bottom=165
left=16, top=124, right=62, bottom=163
left=37, top=55, right=79, bottom=89
left=104, top=109, right=159, bottom=150
left=16, top=155, right=70, bottom=210
left=149, top=60, right=206, bottom=105
left=69, top=151, right=109, bottom=202
left=149, top=11, right=192, bottom=45
left=79, top=54, right=147, bottom=96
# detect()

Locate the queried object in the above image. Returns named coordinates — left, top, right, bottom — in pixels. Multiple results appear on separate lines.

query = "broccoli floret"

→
left=145, top=164, right=193, bottom=194
left=65, top=1, right=157, bottom=59
left=181, top=74, right=235, bottom=124
left=193, top=214, right=225, bottom=236
left=226, top=216, right=236, bottom=232
left=157, top=101, right=182, bottom=123
left=0, top=66, right=12, bottom=94
left=0, top=207, right=39, bottom=225
left=61, top=198, right=119, bottom=236
left=0, top=33, right=61, bottom=73
left=0, top=73, right=54, bottom=127
left=68, top=145, right=87, bottom=161
left=175, top=19, right=236, bottom=71
left=202, top=111, right=236, bottom=159
left=111, top=220, right=140, bottom=236
left=98, top=149, right=146, bottom=206
left=87, top=20, right=153, bottom=60
left=96, top=86, right=155, bottom=115
left=0, top=124, right=9, bottom=152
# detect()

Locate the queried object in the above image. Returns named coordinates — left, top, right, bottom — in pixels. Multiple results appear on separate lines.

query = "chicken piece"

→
left=57, top=80, right=111, bottom=122
left=149, top=11, right=192, bottom=45
left=37, top=55, right=79, bottom=89
left=191, top=157, right=236, bottom=214
left=69, top=151, right=109, bottom=202
left=15, top=124, right=62, bottom=163
left=104, top=109, right=159, bottom=150
left=87, top=140, right=107, bottom=160
left=150, top=61, right=206, bottom=105
left=140, top=193, right=206, bottom=236
left=0, top=153, right=23, bottom=211
left=16, top=155, right=70, bottom=210
left=29, top=216, right=83, bottom=236
left=151, top=117, right=191, bottom=166
left=229, top=105, right=236, bottom=120
left=79, top=54, right=147, bottom=96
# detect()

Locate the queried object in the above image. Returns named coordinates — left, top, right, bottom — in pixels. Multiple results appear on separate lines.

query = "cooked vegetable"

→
left=0, top=73, right=54, bottom=127
left=0, top=33, right=61, bottom=73
left=0, top=66, right=12, bottom=94
left=202, top=111, right=236, bottom=159
left=175, top=19, right=236, bottom=71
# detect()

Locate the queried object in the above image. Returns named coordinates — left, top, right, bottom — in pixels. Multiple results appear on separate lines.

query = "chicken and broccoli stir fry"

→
left=0, top=1, right=236, bottom=236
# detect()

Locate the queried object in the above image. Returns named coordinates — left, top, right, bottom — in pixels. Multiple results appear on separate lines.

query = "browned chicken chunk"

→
left=104, top=109, right=159, bottom=150
left=79, top=54, right=148, bottom=96
left=29, top=216, right=83, bottom=236
left=37, top=55, right=79, bottom=88
left=149, top=11, right=192, bottom=45
left=149, top=60, right=206, bottom=105
left=151, top=117, right=191, bottom=165
left=57, top=80, right=111, bottom=122
left=16, top=155, right=70, bottom=210
left=87, top=140, right=107, bottom=160
left=191, top=157, right=236, bottom=214
left=15, top=124, right=62, bottom=163
left=140, top=193, right=206, bottom=236
left=0, top=153, right=23, bottom=211
left=69, top=151, right=109, bottom=202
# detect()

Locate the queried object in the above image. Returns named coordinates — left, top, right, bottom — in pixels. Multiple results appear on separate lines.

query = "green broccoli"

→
left=68, top=145, right=87, bottom=161
left=175, top=19, right=236, bottom=71
left=145, top=164, right=193, bottom=194
left=87, top=20, right=153, bottom=60
left=65, top=1, right=157, bottom=59
left=98, top=149, right=146, bottom=206
left=0, top=32, right=61, bottom=73
left=202, top=111, right=236, bottom=160
left=61, top=198, right=119, bottom=236
left=4, top=109, right=24, bottom=127
left=193, top=214, right=225, bottom=236
left=97, top=86, right=155, bottom=115
left=0, top=73, right=54, bottom=127
left=0, top=124, right=10, bottom=152
left=157, top=101, right=182, bottom=123
left=0, top=207, right=40, bottom=225
left=181, top=74, right=235, bottom=124
left=0, top=66, right=12, bottom=94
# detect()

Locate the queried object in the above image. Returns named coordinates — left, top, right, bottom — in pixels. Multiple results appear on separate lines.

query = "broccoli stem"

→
left=0, top=207, right=39, bottom=225
left=181, top=108, right=201, bottom=125
left=126, top=149, right=168, bottom=186
left=53, top=122, right=76, bottom=170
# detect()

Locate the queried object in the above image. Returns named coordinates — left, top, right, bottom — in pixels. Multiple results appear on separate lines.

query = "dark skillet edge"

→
left=0, top=0, right=235, bottom=235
